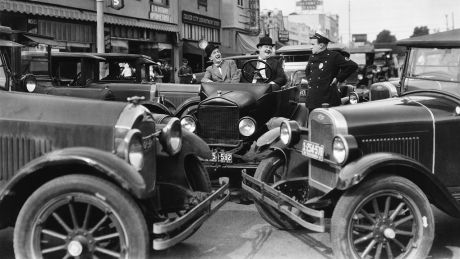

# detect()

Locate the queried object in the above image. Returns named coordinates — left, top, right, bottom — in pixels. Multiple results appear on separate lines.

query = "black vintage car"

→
left=242, top=28, right=460, bottom=258
left=0, top=26, right=228, bottom=258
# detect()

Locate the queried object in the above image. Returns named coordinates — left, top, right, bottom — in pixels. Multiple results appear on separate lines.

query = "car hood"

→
left=0, top=92, right=126, bottom=151
left=333, top=95, right=434, bottom=136
left=200, top=90, right=258, bottom=110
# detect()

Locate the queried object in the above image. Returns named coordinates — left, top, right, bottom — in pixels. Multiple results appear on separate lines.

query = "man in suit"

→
left=201, top=44, right=240, bottom=83
left=305, top=32, right=358, bottom=110
left=241, top=36, right=287, bottom=89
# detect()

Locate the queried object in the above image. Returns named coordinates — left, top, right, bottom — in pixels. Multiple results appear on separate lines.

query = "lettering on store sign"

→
left=149, top=4, right=171, bottom=22
left=182, top=11, right=221, bottom=29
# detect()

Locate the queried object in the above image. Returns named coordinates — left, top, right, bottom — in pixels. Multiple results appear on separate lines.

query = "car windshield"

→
left=350, top=53, right=366, bottom=65
left=99, top=61, right=156, bottom=82
left=407, top=48, right=460, bottom=83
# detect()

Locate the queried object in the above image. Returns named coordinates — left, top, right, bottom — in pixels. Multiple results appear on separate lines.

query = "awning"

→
left=183, top=41, right=205, bottom=56
left=21, top=34, right=62, bottom=47
left=0, top=0, right=178, bottom=32
left=236, top=33, right=258, bottom=54
left=0, top=39, right=22, bottom=47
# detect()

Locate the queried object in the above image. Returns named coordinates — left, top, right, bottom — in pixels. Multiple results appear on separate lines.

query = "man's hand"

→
left=330, top=77, right=338, bottom=86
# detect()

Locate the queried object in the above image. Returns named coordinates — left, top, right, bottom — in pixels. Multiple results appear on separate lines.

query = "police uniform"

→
left=305, top=33, right=358, bottom=110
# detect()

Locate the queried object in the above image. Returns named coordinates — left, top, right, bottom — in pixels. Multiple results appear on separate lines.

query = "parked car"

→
left=1, top=26, right=229, bottom=258
left=242, top=28, right=460, bottom=258
left=347, top=45, right=375, bottom=87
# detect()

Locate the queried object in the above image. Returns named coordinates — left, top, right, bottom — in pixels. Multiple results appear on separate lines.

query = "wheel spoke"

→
left=389, top=237, right=406, bottom=252
left=41, top=229, right=67, bottom=240
left=353, top=224, right=374, bottom=231
left=94, top=246, right=121, bottom=258
left=395, top=229, right=414, bottom=237
left=42, top=244, right=67, bottom=254
left=384, top=196, right=391, bottom=218
left=52, top=212, right=72, bottom=233
left=68, top=200, right=79, bottom=229
left=389, top=202, right=405, bottom=221
left=353, top=232, right=374, bottom=245
left=394, top=214, right=414, bottom=227
left=89, top=214, right=109, bottom=234
left=385, top=241, right=394, bottom=259
left=375, top=242, right=383, bottom=259
left=359, top=208, right=376, bottom=224
left=94, top=232, right=120, bottom=242
left=82, top=204, right=92, bottom=229
left=361, top=239, right=377, bottom=258
left=63, top=253, right=70, bottom=259
left=372, top=198, right=381, bottom=217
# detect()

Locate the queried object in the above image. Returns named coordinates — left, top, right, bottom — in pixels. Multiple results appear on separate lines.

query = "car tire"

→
left=254, top=156, right=301, bottom=230
left=331, top=175, right=434, bottom=259
left=14, top=174, right=149, bottom=259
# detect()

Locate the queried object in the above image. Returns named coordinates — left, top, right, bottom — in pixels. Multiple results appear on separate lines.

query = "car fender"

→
left=141, top=100, right=173, bottom=115
left=256, top=127, right=280, bottom=148
left=0, top=147, right=150, bottom=201
left=337, top=152, right=460, bottom=217
left=174, top=96, right=201, bottom=117
left=181, top=130, right=212, bottom=159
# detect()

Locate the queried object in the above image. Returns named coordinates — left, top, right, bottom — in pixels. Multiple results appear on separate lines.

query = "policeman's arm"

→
left=335, top=54, right=358, bottom=82
left=304, top=62, right=311, bottom=77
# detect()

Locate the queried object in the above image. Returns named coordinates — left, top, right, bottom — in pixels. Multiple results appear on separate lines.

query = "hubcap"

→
left=67, top=240, right=83, bottom=256
left=383, top=228, right=396, bottom=239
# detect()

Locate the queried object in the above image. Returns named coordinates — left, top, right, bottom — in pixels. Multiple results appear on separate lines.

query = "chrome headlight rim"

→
left=119, top=129, right=145, bottom=171
left=180, top=115, right=197, bottom=133
left=238, top=116, right=257, bottom=137
left=357, top=74, right=363, bottom=80
left=332, top=134, right=358, bottom=165
left=332, top=135, right=348, bottom=164
left=280, top=120, right=300, bottom=146
left=160, top=117, right=182, bottom=156
left=349, top=92, right=359, bottom=104
left=20, top=74, right=37, bottom=92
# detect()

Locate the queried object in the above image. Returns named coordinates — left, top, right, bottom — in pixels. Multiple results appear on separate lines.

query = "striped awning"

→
left=0, top=0, right=178, bottom=32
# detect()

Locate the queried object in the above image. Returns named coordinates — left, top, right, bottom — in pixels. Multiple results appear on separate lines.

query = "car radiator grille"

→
left=0, top=136, right=52, bottom=180
left=370, top=87, right=390, bottom=101
left=360, top=137, right=420, bottom=160
left=197, top=105, right=239, bottom=145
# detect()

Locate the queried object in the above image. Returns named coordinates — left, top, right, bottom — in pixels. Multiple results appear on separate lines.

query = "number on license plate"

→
left=300, top=90, right=307, bottom=96
left=302, top=140, right=324, bottom=161
left=210, top=151, right=232, bottom=163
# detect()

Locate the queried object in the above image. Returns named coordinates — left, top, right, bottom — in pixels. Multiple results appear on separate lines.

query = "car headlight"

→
left=238, top=117, right=256, bottom=137
left=357, top=74, right=363, bottom=80
left=20, top=74, right=37, bottom=92
left=180, top=115, right=197, bottom=133
left=280, top=120, right=300, bottom=146
left=332, top=135, right=358, bottom=165
left=118, top=129, right=144, bottom=171
left=160, top=117, right=182, bottom=155
left=349, top=92, right=359, bottom=104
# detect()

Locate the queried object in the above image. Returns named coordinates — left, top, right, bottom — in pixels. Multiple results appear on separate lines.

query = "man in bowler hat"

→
left=305, top=32, right=357, bottom=110
left=241, top=36, right=287, bottom=89
left=201, top=44, right=240, bottom=83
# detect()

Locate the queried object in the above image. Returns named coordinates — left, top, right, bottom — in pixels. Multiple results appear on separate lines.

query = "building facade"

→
left=259, top=9, right=286, bottom=48
left=0, top=0, right=179, bottom=80
left=287, top=13, right=339, bottom=43
left=285, top=17, right=313, bottom=45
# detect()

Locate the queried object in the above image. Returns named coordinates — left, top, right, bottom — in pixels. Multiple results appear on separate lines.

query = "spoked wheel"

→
left=14, top=175, right=148, bottom=259
left=331, top=175, right=434, bottom=259
left=253, top=156, right=302, bottom=230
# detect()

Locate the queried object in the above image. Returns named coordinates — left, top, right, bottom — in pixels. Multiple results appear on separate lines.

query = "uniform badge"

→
left=319, top=63, right=324, bottom=69
left=345, top=57, right=351, bottom=61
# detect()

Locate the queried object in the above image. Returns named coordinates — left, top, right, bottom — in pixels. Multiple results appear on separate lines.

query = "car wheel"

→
left=331, top=175, right=434, bottom=259
left=254, top=156, right=301, bottom=230
left=14, top=174, right=149, bottom=259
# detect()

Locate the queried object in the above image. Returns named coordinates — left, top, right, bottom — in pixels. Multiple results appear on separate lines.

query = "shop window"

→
left=0, top=55, right=7, bottom=89
left=151, top=0, right=169, bottom=7
left=237, top=0, right=244, bottom=6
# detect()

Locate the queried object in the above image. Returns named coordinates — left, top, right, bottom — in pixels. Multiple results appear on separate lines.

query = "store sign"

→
left=182, top=11, right=221, bottom=29
left=278, top=30, right=289, bottom=42
left=296, top=0, right=323, bottom=10
left=352, top=34, right=367, bottom=43
left=109, top=0, right=124, bottom=10
left=149, top=4, right=172, bottom=23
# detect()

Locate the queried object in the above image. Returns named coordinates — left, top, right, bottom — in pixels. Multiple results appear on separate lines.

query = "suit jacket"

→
left=241, top=57, right=287, bottom=87
left=201, top=59, right=240, bottom=83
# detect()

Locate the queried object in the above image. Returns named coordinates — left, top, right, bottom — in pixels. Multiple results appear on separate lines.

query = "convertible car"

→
left=243, top=28, right=460, bottom=259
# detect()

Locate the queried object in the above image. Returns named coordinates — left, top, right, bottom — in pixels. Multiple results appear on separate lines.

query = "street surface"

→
left=1, top=200, right=460, bottom=258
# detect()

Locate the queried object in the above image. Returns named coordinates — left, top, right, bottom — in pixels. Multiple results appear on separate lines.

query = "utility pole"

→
left=445, top=14, right=449, bottom=31
left=348, top=0, right=351, bottom=46
left=452, top=12, right=455, bottom=29
left=96, top=0, right=104, bottom=53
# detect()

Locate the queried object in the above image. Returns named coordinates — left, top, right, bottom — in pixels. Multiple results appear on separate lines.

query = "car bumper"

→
left=152, top=180, right=230, bottom=250
left=242, top=171, right=326, bottom=232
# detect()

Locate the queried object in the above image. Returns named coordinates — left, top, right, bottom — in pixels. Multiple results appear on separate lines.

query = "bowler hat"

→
left=257, top=36, right=275, bottom=48
left=310, top=32, right=333, bottom=44
left=205, top=44, right=219, bottom=58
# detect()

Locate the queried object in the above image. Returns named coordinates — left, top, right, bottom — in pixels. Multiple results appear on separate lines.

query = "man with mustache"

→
left=241, top=36, right=287, bottom=90
left=201, top=44, right=240, bottom=83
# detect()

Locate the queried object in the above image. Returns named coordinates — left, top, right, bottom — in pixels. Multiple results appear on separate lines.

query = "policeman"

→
left=305, top=32, right=358, bottom=110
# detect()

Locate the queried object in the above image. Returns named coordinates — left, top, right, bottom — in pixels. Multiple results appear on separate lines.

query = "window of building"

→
left=151, top=0, right=169, bottom=6
left=237, top=0, right=244, bottom=6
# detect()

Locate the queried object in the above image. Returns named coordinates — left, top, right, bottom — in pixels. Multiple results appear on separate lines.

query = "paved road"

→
left=1, top=201, right=460, bottom=258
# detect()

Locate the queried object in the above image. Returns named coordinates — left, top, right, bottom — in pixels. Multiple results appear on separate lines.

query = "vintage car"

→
left=348, top=45, right=375, bottom=87
left=372, top=48, right=399, bottom=82
left=242, top=28, right=460, bottom=258
left=1, top=26, right=228, bottom=258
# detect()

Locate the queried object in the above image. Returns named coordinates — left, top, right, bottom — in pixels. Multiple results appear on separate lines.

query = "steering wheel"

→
left=241, top=59, right=274, bottom=83
left=69, top=72, right=82, bottom=86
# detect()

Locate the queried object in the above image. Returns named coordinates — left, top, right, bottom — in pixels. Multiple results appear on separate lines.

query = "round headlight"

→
left=280, top=122, right=291, bottom=145
left=128, top=135, right=144, bottom=171
left=161, top=117, right=182, bottom=155
left=180, top=116, right=196, bottom=133
left=357, top=74, right=363, bottom=80
left=20, top=74, right=37, bottom=92
left=238, top=117, right=256, bottom=137
left=349, top=92, right=359, bottom=104
left=332, top=136, right=348, bottom=164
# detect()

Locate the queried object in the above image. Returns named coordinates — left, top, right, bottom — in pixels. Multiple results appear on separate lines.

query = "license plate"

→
left=302, top=140, right=324, bottom=161
left=300, top=90, right=307, bottom=97
left=209, top=151, right=233, bottom=163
